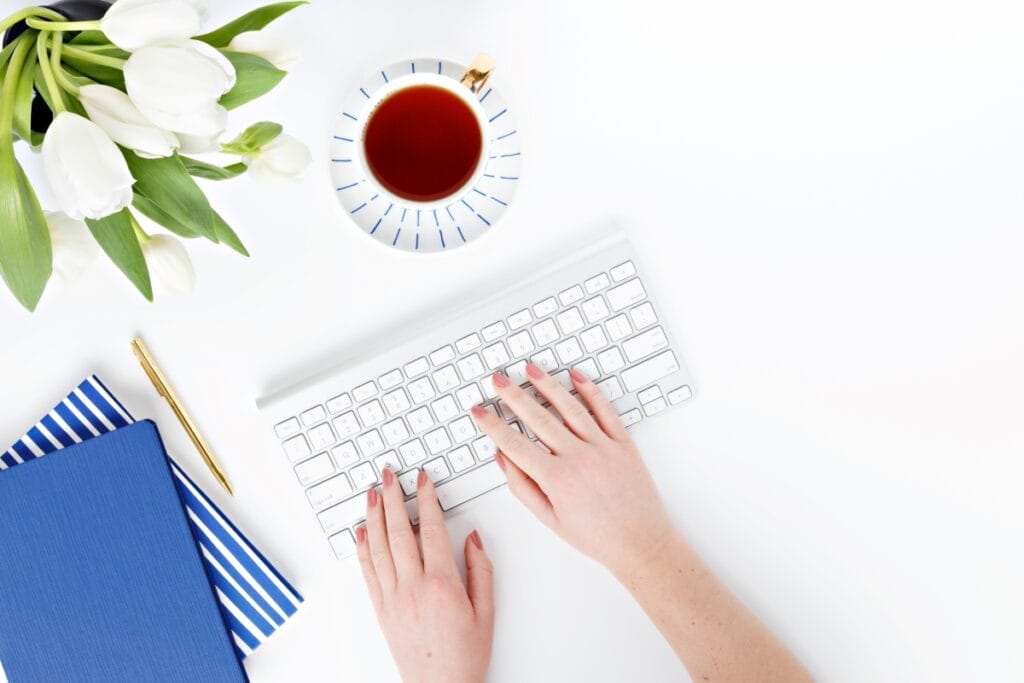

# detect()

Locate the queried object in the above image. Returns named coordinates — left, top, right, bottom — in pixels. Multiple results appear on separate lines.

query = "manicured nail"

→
left=355, top=526, right=366, bottom=544
left=418, top=469, right=428, bottom=488
left=492, top=372, right=510, bottom=388
left=382, top=468, right=394, bottom=487
left=367, top=486, right=379, bottom=507
left=526, top=362, right=544, bottom=379
left=570, top=368, right=587, bottom=383
left=470, top=530, right=483, bottom=550
left=495, top=452, right=507, bottom=471
left=470, top=405, right=488, bottom=418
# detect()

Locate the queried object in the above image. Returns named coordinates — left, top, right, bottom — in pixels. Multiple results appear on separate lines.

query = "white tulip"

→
left=227, top=30, right=300, bottom=70
left=142, top=234, right=196, bottom=295
left=177, top=133, right=221, bottom=154
left=79, top=84, right=179, bottom=158
left=46, top=211, right=99, bottom=285
left=101, top=0, right=206, bottom=51
left=124, top=40, right=236, bottom=136
left=245, top=134, right=311, bottom=183
left=42, top=112, right=135, bottom=220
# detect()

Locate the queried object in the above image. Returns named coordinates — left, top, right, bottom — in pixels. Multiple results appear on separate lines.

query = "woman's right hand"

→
left=470, top=363, right=678, bottom=577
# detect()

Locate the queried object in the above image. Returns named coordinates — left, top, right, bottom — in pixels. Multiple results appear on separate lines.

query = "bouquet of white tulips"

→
left=0, top=0, right=310, bottom=311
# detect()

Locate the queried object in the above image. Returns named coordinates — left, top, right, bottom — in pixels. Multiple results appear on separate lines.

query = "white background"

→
left=2, top=0, right=1023, bottom=681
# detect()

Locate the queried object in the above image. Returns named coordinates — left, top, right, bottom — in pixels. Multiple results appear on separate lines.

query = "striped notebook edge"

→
left=1, top=375, right=303, bottom=659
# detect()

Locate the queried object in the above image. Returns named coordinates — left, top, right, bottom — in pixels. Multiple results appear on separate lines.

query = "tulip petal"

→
left=246, top=133, right=310, bottom=183
left=80, top=84, right=179, bottom=158
left=143, top=233, right=196, bottom=295
left=101, top=0, right=206, bottom=51
left=228, top=30, right=300, bottom=70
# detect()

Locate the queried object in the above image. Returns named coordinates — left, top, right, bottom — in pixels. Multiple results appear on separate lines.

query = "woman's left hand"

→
left=356, top=467, right=495, bottom=683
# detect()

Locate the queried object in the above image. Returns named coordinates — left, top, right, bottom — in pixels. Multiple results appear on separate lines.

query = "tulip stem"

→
left=25, top=18, right=101, bottom=32
left=0, top=7, right=64, bottom=35
left=36, top=32, right=65, bottom=114
left=49, top=32, right=80, bottom=97
left=0, top=34, right=36, bottom=140
left=61, top=44, right=125, bottom=69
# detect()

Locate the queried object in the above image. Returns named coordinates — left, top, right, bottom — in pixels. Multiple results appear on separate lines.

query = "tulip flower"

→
left=245, top=133, right=311, bottom=183
left=46, top=211, right=99, bottom=285
left=101, top=0, right=206, bottom=52
left=124, top=40, right=236, bottom=136
left=177, top=133, right=221, bottom=154
left=42, top=113, right=135, bottom=221
left=228, top=30, right=300, bottom=70
left=142, top=233, right=196, bottom=295
left=79, top=84, right=179, bottom=158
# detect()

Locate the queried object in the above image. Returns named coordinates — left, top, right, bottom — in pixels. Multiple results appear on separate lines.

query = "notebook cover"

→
left=0, top=376, right=303, bottom=658
left=0, top=421, right=247, bottom=682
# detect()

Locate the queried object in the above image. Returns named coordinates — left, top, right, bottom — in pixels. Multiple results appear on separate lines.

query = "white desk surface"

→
left=2, top=0, right=1023, bottom=680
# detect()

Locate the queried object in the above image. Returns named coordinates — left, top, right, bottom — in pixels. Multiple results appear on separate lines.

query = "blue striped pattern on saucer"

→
left=1, top=376, right=303, bottom=659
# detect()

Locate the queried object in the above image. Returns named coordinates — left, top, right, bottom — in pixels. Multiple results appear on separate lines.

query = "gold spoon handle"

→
left=459, top=53, right=496, bottom=94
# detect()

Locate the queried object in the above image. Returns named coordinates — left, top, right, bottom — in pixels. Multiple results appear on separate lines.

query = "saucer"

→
left=329, top=58, right=522, bottom=253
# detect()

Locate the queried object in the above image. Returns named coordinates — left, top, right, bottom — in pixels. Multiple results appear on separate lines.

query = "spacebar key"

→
left=435, top=463, right=506, bottom=511
left=620, top=350, right=680, bottom=392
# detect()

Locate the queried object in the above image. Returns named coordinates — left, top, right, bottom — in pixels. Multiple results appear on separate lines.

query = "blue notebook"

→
left=0, top=421, right=246, bottom=682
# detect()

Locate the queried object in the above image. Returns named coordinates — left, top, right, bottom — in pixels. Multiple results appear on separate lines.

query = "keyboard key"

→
left=283, top=435, right=311, bottom=461
left=275, top=417, right=300, bottom=438
left=481, top=321, right=507, bottom=342
left=382, top=418, right=410, bottom=445
left=423, top=457, right=452, bottom=483
left=430, top=345, right=456, bottom=365
left=456, top=333, right=482, bottom=353
left=482, top=342, right=511, bottom=369
left=667, top=385, right=693, bottom=404
left=555, top=337, right=584, bottom=364
left=552, top=369, right=573, bottom=391
left=471, top=435, right=498, bottom=461
left=623, top=326, right=669, bottom=362
left=507, top=331, right=535, bottom=357
left=449, top=416, right=477, bottom=443
left=357, top=399, right=386, bottom=426
left=530, top=348, right=558, bottom=373
left=398, top=469, right=420, bottom=495
left=638, top=385, right=663, bottom=404
left=404, top=357, right=429, bottom=377
left=597, top=347, right=626, bottom=374
left=350, top=462, right=378, bottom=489
left=643, top=397, right=668, bottom=416
left=582, top=296, right=610, bottom=323
left=332, top=442, right=359, bottom=468
left=432, top=365, right=460, bottom=393
left=619, top=408, right=643, bottom=426
left=597, top=376, right=625, bottom=401
left=407, top=406, right=434, bottom=433
left=573, top=358, right=600, bottom=380
left=435, top=462, right=505, bottom=511
left=457, top=353, right=486, bottom=381
left=378, top=369, right=403, bottom=390
left=585, top=272, right=611, bottom=293
left=329, top=530, right=357, bottom=558
left=332, top=411, right=361, bottom=439
left=295, top=452, right=334, bottom=486
left=374, top=450, right=403, bottom=474
left=319, top=492, right=368, bottom=534
left=307, top=474, right=353, bottom=509
left=449, top=445, right=475, bottom=472
left=431, top=395, right=460, bottom=422
left=482, top=403, right=500, bottom=418
left=629, top=302, right=658, bottom=329
left=308, top=422, right=336, bottom=450
left=408, top=376, right=436, bottom=403
left=605, top=314, right=633, bottom=341
left=424, top=427, right=452, bottom=454
left=353, top=381, right=377, bottom=401
left=301, top=405, right=326, bottom=426
left=581, top=326, right=609, bottom=353
left=481, top=379, right=499, bottom=400
left=326, top=393, right=352, bottom=414
left=558, top=284, right=585, bottom=305
left=610, top=260, right=636, bottom=281
left=620, top=350, right=680, bottom=391
left=556, top=308, right=585, bottom=335
left=399, top=439, right=428, bottom=466
left=507, top=309, right=532, bottom=329
left=356, top=429, right=385, bottom=457
left=382, top=388, right=411, bottom=416
left=456, top=383, right=484, bottom=410
left=532, top=297, right=558, bottom=317
left=607, top=278, right=647, bottom=311
left=531, top=319, right=559, bottom=346
left=506, top=360, right=529, bottom=385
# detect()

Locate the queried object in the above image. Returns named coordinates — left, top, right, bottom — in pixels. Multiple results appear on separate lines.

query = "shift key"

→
left=621, top=350, right=680, bottom=392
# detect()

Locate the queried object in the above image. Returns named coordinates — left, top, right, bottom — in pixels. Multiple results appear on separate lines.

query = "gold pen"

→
left=130, top=337, right=234, bottom=496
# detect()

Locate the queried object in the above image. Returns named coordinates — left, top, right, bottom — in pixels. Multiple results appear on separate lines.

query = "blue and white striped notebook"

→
left=0, top=376, right=302, bottom=659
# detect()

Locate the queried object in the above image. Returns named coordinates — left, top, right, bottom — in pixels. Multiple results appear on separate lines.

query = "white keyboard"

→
left=257, top=234, right=694, bottom=559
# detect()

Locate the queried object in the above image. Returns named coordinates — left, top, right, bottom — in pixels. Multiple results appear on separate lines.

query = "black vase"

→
left=2, top=0, right=112, bottom=134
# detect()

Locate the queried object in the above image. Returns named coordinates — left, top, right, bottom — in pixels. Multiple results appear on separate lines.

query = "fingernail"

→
left=470, top=530, right=483, bottom=550
left=418, top=469, right=428, bottom=488
left=495, top=452, right=507, bottom=471
left=382, top=468, right=394, bottom=487
left=470, top=405, right=488, bottom=418
left=570, top=368, right=587, bottom=383
left=367, top=487, right=378, bottom=507
left=492, top=371, right=510, bottom=388
left=355, top=526, right=366, bottom=544
left=526, top=362, right=543, bottom=379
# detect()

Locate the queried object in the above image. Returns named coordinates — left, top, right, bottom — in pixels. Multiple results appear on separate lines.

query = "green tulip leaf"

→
left=180, top=155, right=248, bottom=180
left=131, top=191, right=200, bottom=239
left=69, top=30, right=118, bottom=47
left=0, top=157, right=52, bottom=311
left=221, top=121, right=282, bottom=156
left=213, top=211, right=249, bottom=256
left=122, top=150, right=218, bottom=241
left=195, top=1, right=307, bottom=48
left=85, top=208, right=153, bottom=301
left=218, top=52, right=286, bottom=110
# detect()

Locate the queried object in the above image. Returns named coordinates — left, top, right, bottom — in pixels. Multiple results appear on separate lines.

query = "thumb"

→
left=465, top=530, right=495, bottom=624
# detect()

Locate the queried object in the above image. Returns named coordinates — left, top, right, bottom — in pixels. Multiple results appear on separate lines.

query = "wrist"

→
left=606, top=523, right=687, bottom=584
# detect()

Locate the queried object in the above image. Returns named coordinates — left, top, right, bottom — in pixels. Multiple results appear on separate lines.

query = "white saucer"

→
left=329, top=58, right=522, bottom=253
